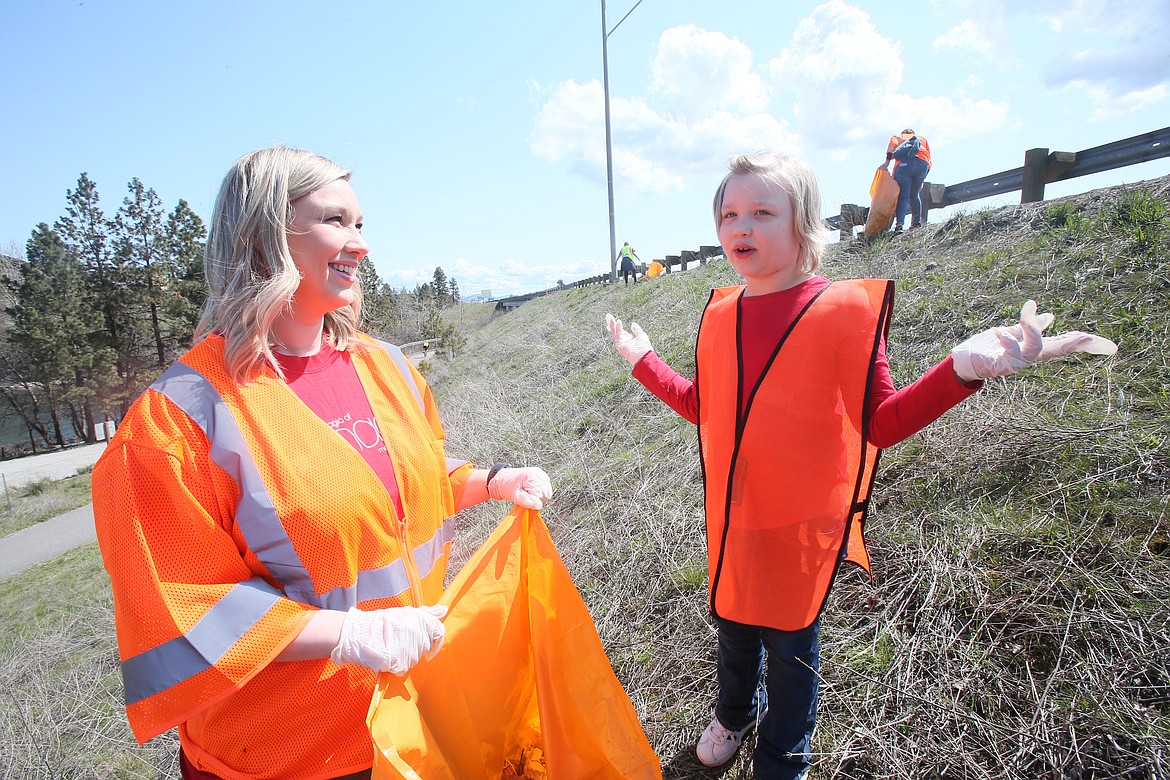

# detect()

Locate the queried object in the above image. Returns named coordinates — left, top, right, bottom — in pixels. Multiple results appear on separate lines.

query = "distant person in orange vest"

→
left=886, top=128, right=932, bottom=232
left=607, top=151, right=1115, bottom=779
left=618, top=241, right=640, bottom=285
left=91, top=146, right=552, bottom=780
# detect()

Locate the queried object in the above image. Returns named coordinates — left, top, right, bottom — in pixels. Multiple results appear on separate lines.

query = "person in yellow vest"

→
left=885, top=128, right=932, bottom=232
left=619, top=241, right=641, bottom=284
left=606, top=151, right=1114, bottom=779
left=91, top=146, right=553, bottom=780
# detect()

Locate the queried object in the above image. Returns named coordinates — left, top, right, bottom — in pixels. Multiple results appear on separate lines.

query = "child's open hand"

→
left=951, top=300, right=1117, bottom=382
left=605, top=313, right=654, bottom=366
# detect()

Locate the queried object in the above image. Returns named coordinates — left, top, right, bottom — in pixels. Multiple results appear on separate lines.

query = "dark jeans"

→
left=714, top=615, right=820, bottom=780
left=893, top=156, right=930, bottom=227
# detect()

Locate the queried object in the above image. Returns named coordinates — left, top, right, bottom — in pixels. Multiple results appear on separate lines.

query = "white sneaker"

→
left=695, top=715, right=755, bottom=767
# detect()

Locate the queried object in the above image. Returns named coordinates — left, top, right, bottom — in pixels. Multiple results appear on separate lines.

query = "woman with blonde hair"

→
left=93, top=145, right=552, bottom=780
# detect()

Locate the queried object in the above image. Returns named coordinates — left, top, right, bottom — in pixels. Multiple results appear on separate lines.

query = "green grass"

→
left=4, top=179, right=1170, bottom=779
left=0, top=471, right=93, bottom=537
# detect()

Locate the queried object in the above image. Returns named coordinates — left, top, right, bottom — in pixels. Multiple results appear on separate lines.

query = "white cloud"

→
left=530, top=79, right=604, bottom=167
left=1082, top=84, right=1169, bottom=122
left=649, top=24, right=769, bottom=117
left=768, top=0, right=1009, bottom=154
left=529, top=25, right=797, bottom=195
left=932, top=19, right=996, bottom=59
left=932, top=0, right=1170, bottom=118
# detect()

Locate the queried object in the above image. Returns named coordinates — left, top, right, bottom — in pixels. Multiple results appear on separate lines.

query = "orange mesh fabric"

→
left=369, top=508, right=662, bottom=780
left=93, top=335, right=460, bottom=780
left=697, top=280, right=892, bottom=630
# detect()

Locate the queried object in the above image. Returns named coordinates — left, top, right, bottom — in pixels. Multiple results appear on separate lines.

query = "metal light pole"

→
left=601, top=0, right=645, bottom=282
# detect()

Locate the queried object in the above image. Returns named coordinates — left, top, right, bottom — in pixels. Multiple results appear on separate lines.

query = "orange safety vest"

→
left=887, top=131, right=932, bottom=167
left=696, top=279, right=894, bottom=631
left=92, top=334, right=469, bottom=780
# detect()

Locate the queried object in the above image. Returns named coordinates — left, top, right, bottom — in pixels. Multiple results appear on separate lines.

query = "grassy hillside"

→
left=428, top=176, right=1170, bottom=779
left=2, top=175, right=1167, bottom=779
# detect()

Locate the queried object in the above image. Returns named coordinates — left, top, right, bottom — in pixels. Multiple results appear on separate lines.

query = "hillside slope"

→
left=427, top=175, right=1170, bottom=779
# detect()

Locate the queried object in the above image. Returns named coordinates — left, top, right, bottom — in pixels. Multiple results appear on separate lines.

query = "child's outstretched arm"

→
left=605, top=313, right=699, bottom=422
left=951, top=300, right=1117, bottom=382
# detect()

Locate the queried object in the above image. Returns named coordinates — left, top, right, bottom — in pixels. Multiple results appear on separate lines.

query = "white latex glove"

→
left=487, top=467, right=553, bottom=510
left=605, top=313, right=654, bottom=366
left=329, top=605, right=447, bottom=676
left=951, top=300, right=1118, bottom=382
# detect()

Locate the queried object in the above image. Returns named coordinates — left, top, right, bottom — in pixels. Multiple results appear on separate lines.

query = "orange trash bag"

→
left=864, top=165, right=900, bottom=238
left=367, top=507, right=662, bottom=780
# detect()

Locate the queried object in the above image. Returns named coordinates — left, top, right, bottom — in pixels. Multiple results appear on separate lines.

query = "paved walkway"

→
left=0, top=443, right=106, bottom=579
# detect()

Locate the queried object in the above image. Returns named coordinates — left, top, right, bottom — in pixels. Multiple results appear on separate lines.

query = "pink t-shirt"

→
left=631, top=276, right=981, bottom=448
left=277, top=344, right=405, bottom=518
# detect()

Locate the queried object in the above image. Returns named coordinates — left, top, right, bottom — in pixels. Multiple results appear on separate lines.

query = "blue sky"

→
left=2, top=0, right=1168, bottom=298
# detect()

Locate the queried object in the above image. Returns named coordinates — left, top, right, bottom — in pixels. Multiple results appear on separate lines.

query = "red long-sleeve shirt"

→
left=630, top=277, right=981, bottom=448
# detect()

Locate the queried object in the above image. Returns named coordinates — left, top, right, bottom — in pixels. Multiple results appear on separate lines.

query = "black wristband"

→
left=486, top=462, right=510, bottom=487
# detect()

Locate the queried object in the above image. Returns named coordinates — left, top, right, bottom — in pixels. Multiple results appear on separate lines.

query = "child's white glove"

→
left=951, top=300, right=1117, bottom=382
left=330, top=606, right=447, bottom=675
left=605, top=313, right=654, bottom=366
left=487, top=467, right=553, bottom=510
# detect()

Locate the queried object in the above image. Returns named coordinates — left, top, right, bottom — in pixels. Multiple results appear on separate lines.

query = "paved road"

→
left=0, top=441, right=106, bottom=490
left=0, top=443, right=106, bottom=579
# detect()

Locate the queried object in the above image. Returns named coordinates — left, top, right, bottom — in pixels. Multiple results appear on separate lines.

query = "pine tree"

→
left=357, top=257, right=402, bottom=341
left=0, top=225, right=95, bottom=447
left=55, top=173, right=122, bottom=421
left=162, top=199, right=206, bottom=351
left=114, top=178, right=167, bottom=367
left=431, top=266, right=449, bottom=302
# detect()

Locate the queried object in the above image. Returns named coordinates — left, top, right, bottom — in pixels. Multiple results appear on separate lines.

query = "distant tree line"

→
left=0, top=173, right=465, bottom=453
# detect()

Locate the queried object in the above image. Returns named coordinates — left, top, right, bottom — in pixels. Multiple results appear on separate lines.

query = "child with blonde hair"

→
left=606, top=151, right=1114, bottom=779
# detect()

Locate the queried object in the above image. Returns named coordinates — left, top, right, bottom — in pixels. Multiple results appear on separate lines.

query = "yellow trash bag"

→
left=864, top=165, right=900, bottom=238
left=367, top=507, right=662, bottom=780
left=646, top=261, right=664, bottom=278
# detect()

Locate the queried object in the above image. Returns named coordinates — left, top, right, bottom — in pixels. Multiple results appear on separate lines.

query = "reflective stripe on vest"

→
left=122, top=577, right=281, bottom=705
left=147, top=342, right=451, bottom=612
left=119, top=340, right=457, bottom=703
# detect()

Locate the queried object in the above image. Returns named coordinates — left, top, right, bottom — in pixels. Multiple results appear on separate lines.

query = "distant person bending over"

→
left=606, top=151, right=1114, bottom=780
left=886, top=128, right=931, bottom=232
left=92, top=146, right=552, bottom=780
left=619, top=241, right=641, bottom=285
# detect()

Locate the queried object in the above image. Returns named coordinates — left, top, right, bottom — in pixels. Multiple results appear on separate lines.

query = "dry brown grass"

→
left=429, top=176, right=1170, bottom=779
left=2, top=175, right=1168, bottom=779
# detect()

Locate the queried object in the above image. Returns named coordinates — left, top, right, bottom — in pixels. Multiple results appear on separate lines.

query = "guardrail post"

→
left=838, top=204, right=867, bottom=241
left=1022, top=147, right=1050, bottom=203
left=666, top=254, right=681, bottom=272
left=921, top=183, right=946, bottom=224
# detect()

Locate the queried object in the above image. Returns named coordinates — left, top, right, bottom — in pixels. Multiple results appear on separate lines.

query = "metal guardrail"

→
left=494, top=246, right=724, bottom=310
left=497, top=127, right=1169, bottom=303
left=831, top=125, right=1170, bottom=239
